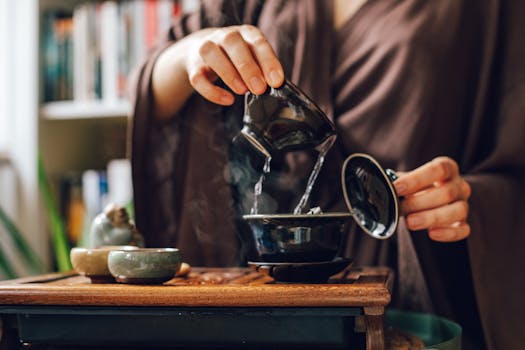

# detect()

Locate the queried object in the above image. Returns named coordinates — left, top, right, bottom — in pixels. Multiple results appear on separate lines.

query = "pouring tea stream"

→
left=239, top=80, right=338, bottom=215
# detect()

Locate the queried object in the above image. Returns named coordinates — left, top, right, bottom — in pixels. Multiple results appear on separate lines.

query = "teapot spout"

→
left=239, top=125, right=272, bottom=159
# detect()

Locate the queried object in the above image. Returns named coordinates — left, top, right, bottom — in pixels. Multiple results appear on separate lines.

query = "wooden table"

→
left=0, top=266, right=393, bottom=349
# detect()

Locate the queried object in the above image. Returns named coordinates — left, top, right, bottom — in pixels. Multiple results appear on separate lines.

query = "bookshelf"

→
left=41, top=100, right=130, bottom=120
left=39, top=0, right=195, bottom=254
left=38, top=0, right=191, bottom=168
left=0, top=0, right=197, bottom=274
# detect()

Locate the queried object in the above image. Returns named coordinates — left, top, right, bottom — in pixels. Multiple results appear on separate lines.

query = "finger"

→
left=461, top=178, right=472, bottom=200
left=394, top=157, right=459, bottom=196
left=219, top=30, right=267, bottom=94
left=188, top=65, right=235, bottom=105
left=405, top=200, right=469, bottom=231
left=239, top=25, right=284, bottom=88
left=428, top=222, right=471, bottom=242
left=198, top=40, right=248, bottom=95
left=400, top=177, right=468, bottom=215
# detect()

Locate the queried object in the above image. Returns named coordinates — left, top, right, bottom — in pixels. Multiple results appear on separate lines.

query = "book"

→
left=73, top=4, right=89, bottom=101
left=58, top=172, right=85, bottom=245
left=100, top=1, right=119, bottom=103
left=145, top=0, right=159, bottom=52
left=107, top=159, right=133, bottom=208
left=42, top=10, right=74, bottom=102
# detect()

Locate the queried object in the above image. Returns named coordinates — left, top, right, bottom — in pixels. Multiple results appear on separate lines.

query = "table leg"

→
left=364, top=306, right=385, bottom=350
left=0, top=316, right=20, bottom=350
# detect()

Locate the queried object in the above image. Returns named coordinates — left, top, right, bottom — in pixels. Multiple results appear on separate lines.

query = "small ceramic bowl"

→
left=107, top=248, right=182, bottom=284
left=70, top=246, right=138, bottom=283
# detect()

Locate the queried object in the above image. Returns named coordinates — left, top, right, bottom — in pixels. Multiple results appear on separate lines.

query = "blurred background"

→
left=0, top=0, right=199, bottom=279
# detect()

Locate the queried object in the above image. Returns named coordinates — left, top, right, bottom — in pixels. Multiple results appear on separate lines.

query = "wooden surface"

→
left=0, top=267, right=392, bottom=308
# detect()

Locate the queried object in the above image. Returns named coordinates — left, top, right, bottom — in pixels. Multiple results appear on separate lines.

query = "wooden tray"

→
left=0, top=266, right=393, bottom=350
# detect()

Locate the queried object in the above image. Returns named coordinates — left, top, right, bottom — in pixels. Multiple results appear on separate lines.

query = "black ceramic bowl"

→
left=243, top=213, right=352, bottom=263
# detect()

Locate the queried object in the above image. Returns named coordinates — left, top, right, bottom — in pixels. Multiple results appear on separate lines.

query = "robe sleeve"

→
left=463, top=2, right=525, bottom=345
left=128, top=0, right=263, bottom=253
left=128, top=8, right=200, bottom=247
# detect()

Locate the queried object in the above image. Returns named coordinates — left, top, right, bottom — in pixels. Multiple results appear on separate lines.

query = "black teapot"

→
left=238, top=79, right=337, bottom=158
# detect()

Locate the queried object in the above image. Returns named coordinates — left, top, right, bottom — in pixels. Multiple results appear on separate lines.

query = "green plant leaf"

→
left=38, top=153, right=72, bottom=271
left=0, top=244, right=17, bottom=279
left=0, top=205, right=45, bottom=275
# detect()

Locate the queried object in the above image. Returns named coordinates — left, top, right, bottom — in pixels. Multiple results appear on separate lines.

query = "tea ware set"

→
left=72, top=81, right=401, bottom=284
left=70, top=204, right=183, bottom=284
left=240, top=80, right=400, bottom=282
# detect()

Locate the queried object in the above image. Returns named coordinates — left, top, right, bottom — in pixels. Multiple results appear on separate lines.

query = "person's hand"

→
left=393, top=157, right=471, bottom=242
left=186, top=25, right=285, bottom=105
left=152, top=25, right=284, bottom=120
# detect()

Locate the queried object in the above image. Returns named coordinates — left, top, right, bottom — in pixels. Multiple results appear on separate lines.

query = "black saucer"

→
left=248, top=257, right=352, bottom=283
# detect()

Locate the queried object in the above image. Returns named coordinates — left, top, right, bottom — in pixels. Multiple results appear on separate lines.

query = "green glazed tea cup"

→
left=107, top=248, right=182, bottom=284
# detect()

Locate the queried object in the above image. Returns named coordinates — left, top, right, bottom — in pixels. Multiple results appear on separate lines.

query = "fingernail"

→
left=220, top=93, right=234, bottom=105
left=269, top=70, right=283, bottom=86
left=232, top=78, right=246, bottom=93
left=407, top=215, right=423, bottom=229
left=249, top=76, right=266, bottom=93
left=394, top=181, right=407, bottom=195
left=429, top=230, right=445, bottom=241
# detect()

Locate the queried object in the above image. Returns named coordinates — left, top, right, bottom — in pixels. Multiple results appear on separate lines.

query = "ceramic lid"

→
left=341, top=153, right=399, bottom=239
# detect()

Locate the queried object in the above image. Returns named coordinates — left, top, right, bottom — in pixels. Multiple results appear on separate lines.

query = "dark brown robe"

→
left=130, top=1, right=525, bottom=349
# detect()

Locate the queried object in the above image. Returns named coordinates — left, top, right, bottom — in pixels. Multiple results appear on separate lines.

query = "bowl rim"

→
left=70, top=245, right=139, bottom=253
left=108, top=247, right=180, bottom=254
left=242, top=212, right=352, bottom=220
